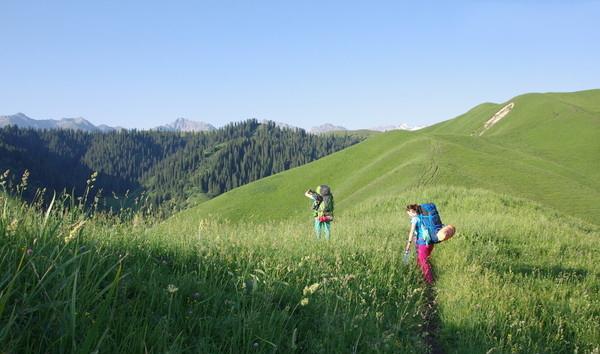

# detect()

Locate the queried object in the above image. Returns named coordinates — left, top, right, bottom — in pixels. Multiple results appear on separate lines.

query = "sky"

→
left=1, top=0, right=599, bottom=130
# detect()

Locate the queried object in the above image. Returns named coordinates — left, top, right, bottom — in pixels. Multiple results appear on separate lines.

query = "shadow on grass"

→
left=31, top=239, right=426, bottom=353
left=439, top=319, right=582, bottom=354
left=487, top=262, right=588, bottom=282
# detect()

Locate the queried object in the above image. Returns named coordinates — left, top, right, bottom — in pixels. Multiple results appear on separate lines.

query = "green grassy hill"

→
left=3, top=89, right=599, bottom=353
left=164, top=89, right=600, bottom=226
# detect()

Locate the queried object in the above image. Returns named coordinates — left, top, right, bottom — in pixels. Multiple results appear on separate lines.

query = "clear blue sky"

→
left=1, top=1, right=599, bottom=130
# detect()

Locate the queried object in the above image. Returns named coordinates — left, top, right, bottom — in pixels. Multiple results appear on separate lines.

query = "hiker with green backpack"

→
left=304, top=185, right=334, bottom=240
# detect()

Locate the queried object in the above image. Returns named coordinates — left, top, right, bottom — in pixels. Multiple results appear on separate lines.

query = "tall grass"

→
left=1, top=185, right=598, bottom=353
left=353, top=186, right=600, bottom=353
left=0, top=189, right=428, bottom=353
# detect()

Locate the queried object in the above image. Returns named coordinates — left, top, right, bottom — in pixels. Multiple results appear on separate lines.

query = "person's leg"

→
left=323, top=221, right=331, bottom=240
left=314, top=219, right=321, bottom=239
left=417, top=244, right=435, bottom=284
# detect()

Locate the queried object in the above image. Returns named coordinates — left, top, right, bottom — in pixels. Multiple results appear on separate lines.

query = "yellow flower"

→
left=7, top=219, right=18, bottom=234
left=300, top=298, right=309, bottom=306
left=303, top=283, right=320, bottom=296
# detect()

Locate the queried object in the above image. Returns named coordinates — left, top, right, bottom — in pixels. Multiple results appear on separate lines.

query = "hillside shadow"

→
left=79, top=239, right=428, bottom=353
left=0, top=128, right=139, bottom=205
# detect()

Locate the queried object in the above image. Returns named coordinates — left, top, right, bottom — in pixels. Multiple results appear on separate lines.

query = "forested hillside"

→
left=0, top=120, right=361, bottom=213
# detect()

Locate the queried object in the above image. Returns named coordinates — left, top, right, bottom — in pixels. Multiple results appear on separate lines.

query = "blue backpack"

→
left=419, top=203, right=444, bottom=244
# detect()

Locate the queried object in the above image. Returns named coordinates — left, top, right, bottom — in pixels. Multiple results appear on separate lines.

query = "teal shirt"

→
left=411, top=216, right=428, bottom=245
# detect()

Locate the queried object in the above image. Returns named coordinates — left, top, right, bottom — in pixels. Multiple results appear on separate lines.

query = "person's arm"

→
left=404, top=223, right=416, bottom=254
left=304, top=190, right=314, bottom=199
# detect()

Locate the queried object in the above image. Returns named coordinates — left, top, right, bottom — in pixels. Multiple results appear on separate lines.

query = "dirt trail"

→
left=421, top=285, right=445, bottom=354
left=479, top=102, right=514, bottom=136
left=418, top=140, right=440, bottom=188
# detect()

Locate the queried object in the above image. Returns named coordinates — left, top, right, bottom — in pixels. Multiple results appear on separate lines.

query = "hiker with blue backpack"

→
left=404, top=203, right=456, bottom=284
left=304, top=185, right=334, bottom=240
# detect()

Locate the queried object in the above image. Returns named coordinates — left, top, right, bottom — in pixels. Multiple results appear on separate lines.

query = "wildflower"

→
left=300, top=298, right=309, bottom=306
left=18, top=169, right=30, bottom=192
left=166, top=284, right=178, bottom=294
left=342, top=274, right=356, bottom=284
left=7, top=219, right=18, bottom=234
left=65, top=220, right=86, bottom=243
left=303, top=283, right=320, bottom=296
left=26, top=248, right=33, bottom=256
left=0, top=169, right=9, bottom=188
left=93, top=189, right=102, bottom=209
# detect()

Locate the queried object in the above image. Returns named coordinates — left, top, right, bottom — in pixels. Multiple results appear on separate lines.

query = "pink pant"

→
left=417, top=244, right=435, bottom=284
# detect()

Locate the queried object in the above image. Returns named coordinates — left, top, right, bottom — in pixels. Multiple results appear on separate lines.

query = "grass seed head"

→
left=166, top=284, right=179, bottom=294
left=65, top=220, right=86, bottom=243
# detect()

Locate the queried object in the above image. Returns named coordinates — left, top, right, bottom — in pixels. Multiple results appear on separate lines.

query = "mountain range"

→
left=0, top=113, right=217, bottom=133
left=0, top=113, right=125, bottom=132
left=1, top=113, right=423, bottom=134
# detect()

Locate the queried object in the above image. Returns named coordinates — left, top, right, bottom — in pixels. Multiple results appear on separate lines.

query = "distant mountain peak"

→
left=155, top=118, right=216, bottom=132
left=310, top=123, right=347, bottom=134
left=260, top=119, right=301, bottom=130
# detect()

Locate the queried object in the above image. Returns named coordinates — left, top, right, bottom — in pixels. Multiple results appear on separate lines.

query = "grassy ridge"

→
left=164, top=90, right=600, bottom=226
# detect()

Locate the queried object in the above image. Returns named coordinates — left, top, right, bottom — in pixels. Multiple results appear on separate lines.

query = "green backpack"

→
left=313, top=185, right=334, bottom=217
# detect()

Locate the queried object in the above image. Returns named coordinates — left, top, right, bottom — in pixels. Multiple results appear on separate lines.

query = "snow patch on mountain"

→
left=370, top=123, right=427, bottom=132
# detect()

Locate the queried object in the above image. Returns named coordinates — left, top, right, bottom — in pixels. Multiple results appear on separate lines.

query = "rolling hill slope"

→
left=164, top=89, right=600, bottom=226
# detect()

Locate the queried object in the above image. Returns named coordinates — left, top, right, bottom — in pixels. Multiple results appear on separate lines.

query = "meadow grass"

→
left=2, top=185, right=599, bottom=353
left=395, top=187, right=600, bottom=353
left=0, top=191, right=428, bottom=353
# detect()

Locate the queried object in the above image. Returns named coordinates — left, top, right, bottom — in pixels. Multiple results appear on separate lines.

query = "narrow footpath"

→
left=422, top=286, right=444, bottom=354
